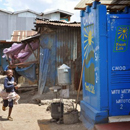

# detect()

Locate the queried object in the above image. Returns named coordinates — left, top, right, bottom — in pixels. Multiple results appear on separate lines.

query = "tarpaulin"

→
left=15, top=63, right=36, bottom=81
left=39, top=49, right=50, bottom=94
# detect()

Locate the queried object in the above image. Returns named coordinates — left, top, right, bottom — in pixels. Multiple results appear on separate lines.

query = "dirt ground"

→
left=0, top=75, right=86, bottom=130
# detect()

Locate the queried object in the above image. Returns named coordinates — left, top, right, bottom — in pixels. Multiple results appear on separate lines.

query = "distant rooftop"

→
left=0, top=9, right=42, bottom=15
left=13, top=9, right=43, bottom=15
left=0, top=9, right=12, bottom=14
left=44, top=9, right=73, bottom=16
left=35, top=19, right=80, bottom=27
left=0, top=8, right=73, bottom=16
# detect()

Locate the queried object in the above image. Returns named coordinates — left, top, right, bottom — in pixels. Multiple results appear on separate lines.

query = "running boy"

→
left=2, top=69, right=20, bottom=121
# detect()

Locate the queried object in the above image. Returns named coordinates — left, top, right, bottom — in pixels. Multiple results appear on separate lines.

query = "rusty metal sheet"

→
left=39, top=26, right=82, bottom=93
left=35, top=19, right=80, bottom=27
left=11, top=30, right=37, bottom=42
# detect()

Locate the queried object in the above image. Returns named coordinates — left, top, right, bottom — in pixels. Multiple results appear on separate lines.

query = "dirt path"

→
left=0, top=99, right=86, bottom=130
left=0, top=75, right=86, bottom=130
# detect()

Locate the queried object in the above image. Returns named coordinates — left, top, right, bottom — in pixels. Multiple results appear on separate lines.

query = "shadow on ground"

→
left=0, top=116, right=8, bottom=121
left=37, top=119, right=51, bottom=130
left=37, top=119, right=87, bottom=130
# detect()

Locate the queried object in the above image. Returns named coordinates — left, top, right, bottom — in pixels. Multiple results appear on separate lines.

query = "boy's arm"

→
left=4, top=78, right=14, bottom=90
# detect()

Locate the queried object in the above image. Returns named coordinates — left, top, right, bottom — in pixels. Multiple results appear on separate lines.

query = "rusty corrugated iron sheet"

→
left=11, top=30, right=37, bottom=42
left=108, top=0, right=130, bottom=10
left=35, top=19, right=80, bottom=27
left=75, top=0, right=130, bottom=11
left=0, top=40, right=14, bottom=44
left=38, top=26, right=82, bottom=93
left=56, top=28, right=82, bottom=90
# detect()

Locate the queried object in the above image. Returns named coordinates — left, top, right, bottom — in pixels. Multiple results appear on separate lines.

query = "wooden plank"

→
left=9, top=60, right=38, bottom=68
left=27, top=42, right=37, bottom=59
left=85, top=3, right=93, bottom=6
left=74, top=7, right=86, bottom=10
left=37, top=40, right=40, bottom=86
left=85, top=3, right=129, bottom=6
left=7, top=55, right=10, bottom=65
left=15, top=60, right=38, bottom=66
left=104, top=4, right=129, bottom=6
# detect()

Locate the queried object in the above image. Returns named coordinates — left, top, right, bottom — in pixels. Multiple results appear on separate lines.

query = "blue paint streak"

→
left=85, top=57, right=94, bottom=68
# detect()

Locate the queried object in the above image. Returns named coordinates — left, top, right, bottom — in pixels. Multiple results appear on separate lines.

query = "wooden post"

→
left=37, top=39, right=40, bottom=88
left=27, top=42, right=37, bottom=59
left=75, top=59, right=85, bottom=110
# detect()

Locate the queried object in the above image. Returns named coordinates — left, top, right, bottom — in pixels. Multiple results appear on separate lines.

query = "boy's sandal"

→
left=7, top=116, right=13, bottom=121
left=2, top=106, right=7, bottom=111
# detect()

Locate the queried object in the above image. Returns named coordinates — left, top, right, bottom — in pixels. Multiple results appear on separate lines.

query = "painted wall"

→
left=107, top=14, right=130, bottom=116
left=80, top=1, right=130, bottom=129
left=80, top=2, right=108, bottom=129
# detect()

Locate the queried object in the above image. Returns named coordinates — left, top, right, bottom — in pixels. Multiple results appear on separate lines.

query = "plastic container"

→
left=57, top=64, right=71, bottom=85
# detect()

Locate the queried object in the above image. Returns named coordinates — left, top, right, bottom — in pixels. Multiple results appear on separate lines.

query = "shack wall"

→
left=39, top=27, right=81, bottom=94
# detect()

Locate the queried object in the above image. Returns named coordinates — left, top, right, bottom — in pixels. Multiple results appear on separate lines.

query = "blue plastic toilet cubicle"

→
left=80, top=1, right=130, bottom=128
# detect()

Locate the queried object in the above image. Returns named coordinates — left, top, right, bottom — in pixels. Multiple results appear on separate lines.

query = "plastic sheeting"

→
left=38, top=49, right=50, bottom=94
left=1, top=57, right=9, bottom=71
left=15, top=63, right=36, bottom=81
left=3, top=43, right=25, bottom=57
left=15, top=40, right=39, bottom=62
left=2, top=40, right=39, bottom=64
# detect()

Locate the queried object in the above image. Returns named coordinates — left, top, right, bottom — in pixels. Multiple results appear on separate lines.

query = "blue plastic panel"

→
left=107, top=14, right=130, bottom=116
left=80, top=4, right=108, bottom=129
left=82, top=6, right=99, bottom=110
left=81, top=4, right=108, bottom=111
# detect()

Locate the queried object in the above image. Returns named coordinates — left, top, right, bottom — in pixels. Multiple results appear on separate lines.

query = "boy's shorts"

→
left=3, top=99, right=13, bottom=108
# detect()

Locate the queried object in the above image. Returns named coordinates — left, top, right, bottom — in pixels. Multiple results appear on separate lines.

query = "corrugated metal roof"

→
left=75, top=0, right=89, bottom=9
left=35, top=19, right=80, bottom=27
left=44, top=9, right=73, bottom=16
left=0, top=9, right=12, bottom=14
left=0, top=40, right=14, bottom=44
left=11, top=30, right=37, bottom=42
left=13, top=9, right=43, bottom=15
left=75, top=0, right=130, bottom=11
left=21, top=33, right=40, bottom=42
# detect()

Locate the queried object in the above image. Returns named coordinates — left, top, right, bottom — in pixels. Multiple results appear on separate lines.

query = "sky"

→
left=0, top=0, right=81, bottom=22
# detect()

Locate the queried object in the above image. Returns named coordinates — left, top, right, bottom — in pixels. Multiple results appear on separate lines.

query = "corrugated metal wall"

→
left=39, top=27, right=81, bottom=93
left=0, top=11, right=39, bottom=40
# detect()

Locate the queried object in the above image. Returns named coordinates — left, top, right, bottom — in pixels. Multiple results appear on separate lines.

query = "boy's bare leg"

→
left=8, top=107, right=12, bottom=117
left=7, top=107, right=13, bottom=121
left=7, top=100, right=13, bottom=121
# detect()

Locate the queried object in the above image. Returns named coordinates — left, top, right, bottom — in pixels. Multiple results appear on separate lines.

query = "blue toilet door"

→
left=107, top=14, right=130, bottom=116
